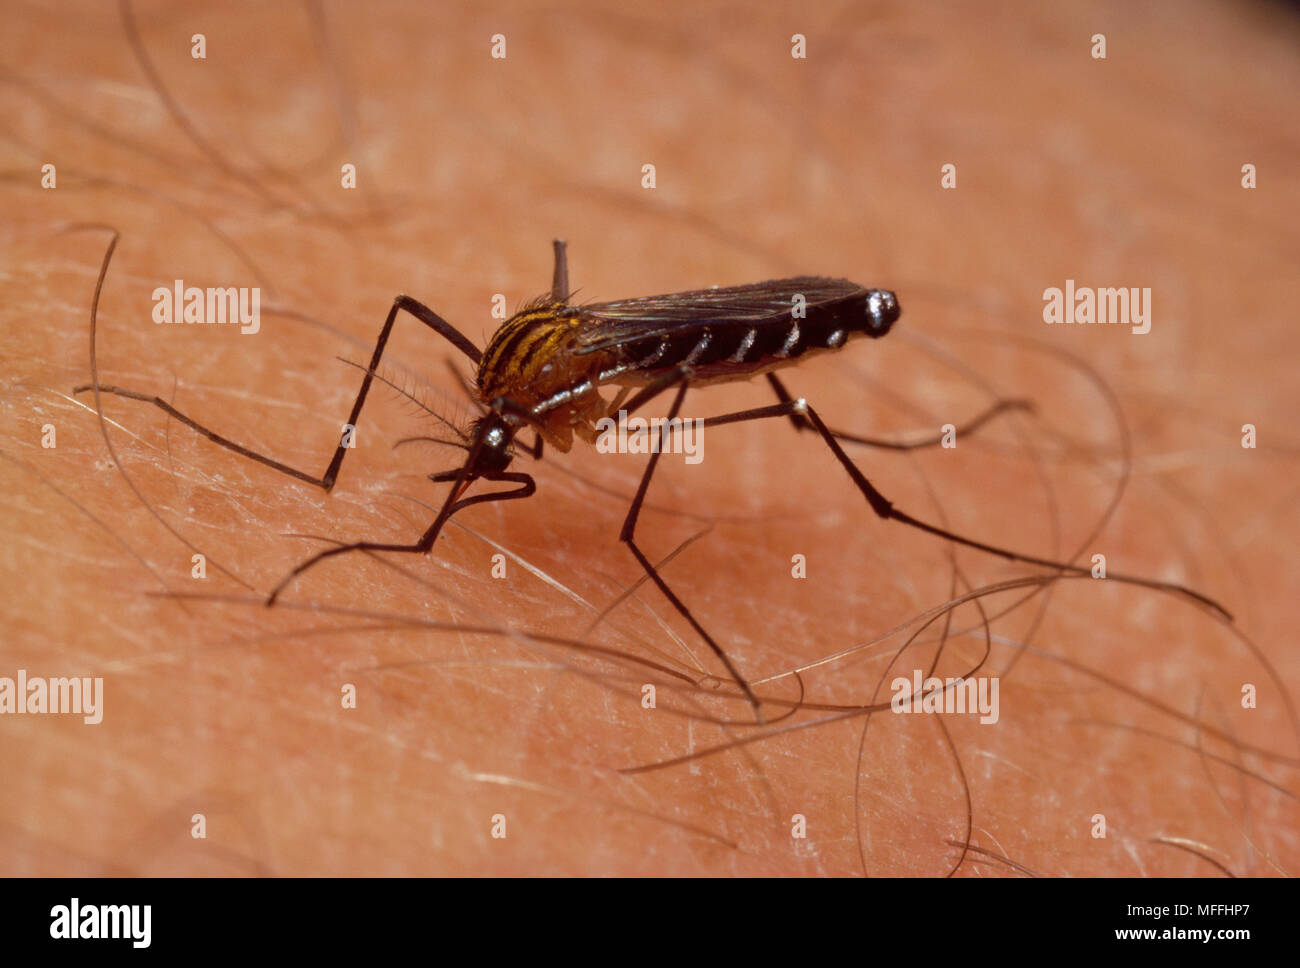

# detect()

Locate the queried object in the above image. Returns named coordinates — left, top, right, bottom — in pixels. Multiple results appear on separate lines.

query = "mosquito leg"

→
left=314, top=295, right=484, bottom=492
left=551, top=239, right=569, bottom=301
left=69, top=383, right=327, bottom=488
left=267, top=414, right=531, bottom=603
left=267, top=466, right=536, bottom=603
left=766, top=373, right=1033, bottom=451
left=606, top=386, right=633, bottom=414
left=614, top=373, right=767, bottom=722
left=268, top=535, right=439, bottom=605
left=703, top=396, right=1232, bottom=620
left=74, top=294, right=482, bottom=491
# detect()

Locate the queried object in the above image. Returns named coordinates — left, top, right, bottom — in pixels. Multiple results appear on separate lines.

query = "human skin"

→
left=1, top=0, right=1297, bottom=876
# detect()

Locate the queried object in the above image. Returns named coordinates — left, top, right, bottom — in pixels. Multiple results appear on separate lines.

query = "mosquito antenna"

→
left=335, top=357, right=469, bottom=443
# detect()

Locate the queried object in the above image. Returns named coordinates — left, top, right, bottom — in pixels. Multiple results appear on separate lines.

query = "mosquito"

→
left=77, top=239, right=1230, bottom=721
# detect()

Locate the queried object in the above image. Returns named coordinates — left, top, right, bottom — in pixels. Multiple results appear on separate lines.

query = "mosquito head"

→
left=864, top=289, right=900, bottom=337
left=467, top=412, right=516, bottom=476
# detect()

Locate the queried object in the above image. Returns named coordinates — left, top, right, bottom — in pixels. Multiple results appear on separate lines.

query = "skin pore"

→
left=2, top=0, right=1297, bottom=875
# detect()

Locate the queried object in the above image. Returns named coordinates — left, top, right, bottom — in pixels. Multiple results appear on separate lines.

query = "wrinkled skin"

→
left=2, top=0, right=1297, bottom=875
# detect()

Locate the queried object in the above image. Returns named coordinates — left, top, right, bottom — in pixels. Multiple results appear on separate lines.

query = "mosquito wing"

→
left=566, top=276, right=898, bottom=383
left=571, top=276, right=867, bottom=354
